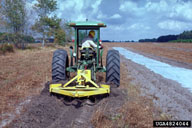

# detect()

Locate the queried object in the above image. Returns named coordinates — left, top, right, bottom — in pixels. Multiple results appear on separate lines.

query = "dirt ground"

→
left=0, top=43, right=192, bottom=128
left=106, top=42, right=192, bottom=66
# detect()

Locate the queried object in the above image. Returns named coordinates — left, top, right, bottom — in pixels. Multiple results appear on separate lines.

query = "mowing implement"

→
left=49, top=21, right=120, bottom=98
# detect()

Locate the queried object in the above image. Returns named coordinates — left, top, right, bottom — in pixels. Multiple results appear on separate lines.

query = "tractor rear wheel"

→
left=106, top=50, right=120, bottom=87
left=52, top=49, right=69, bottom=82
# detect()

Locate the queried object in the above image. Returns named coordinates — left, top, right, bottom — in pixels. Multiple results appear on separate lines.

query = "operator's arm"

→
left=89, top=40, right=97, bottom=48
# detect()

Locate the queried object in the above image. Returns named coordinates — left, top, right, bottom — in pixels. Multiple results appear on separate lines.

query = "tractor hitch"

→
left=49, top=70, right=110, bottom=98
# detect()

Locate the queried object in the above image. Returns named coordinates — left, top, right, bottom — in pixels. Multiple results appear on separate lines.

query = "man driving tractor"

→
left=82, top=30, right=103, bottom=49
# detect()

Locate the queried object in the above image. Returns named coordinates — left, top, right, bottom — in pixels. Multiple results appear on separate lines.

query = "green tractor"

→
left=49, top=21, right=120, bottom=98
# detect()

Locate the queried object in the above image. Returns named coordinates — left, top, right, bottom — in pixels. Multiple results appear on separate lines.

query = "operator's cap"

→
left=89, top=30, right=95, bottom=38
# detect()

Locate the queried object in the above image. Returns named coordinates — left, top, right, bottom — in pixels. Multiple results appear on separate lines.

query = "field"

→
left=0, top=43, right=192, bottom=128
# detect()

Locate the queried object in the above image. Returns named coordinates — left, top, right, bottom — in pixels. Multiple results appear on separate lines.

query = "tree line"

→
left=139, top=30, right=192, bottom=43
left=0, top=0, right=73, bottom=47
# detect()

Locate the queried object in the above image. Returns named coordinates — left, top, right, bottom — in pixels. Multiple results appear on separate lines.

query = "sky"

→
left=33, top=0, right=192, bottom=41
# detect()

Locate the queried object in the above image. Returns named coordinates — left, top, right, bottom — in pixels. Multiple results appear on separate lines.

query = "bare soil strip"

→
left=9, top=83, right=126, bottom=128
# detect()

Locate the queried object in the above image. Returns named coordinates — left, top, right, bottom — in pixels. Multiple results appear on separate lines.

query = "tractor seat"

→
left=80, top=47, right=95, bottom=54
left=80, top=47, right=95, bottom=59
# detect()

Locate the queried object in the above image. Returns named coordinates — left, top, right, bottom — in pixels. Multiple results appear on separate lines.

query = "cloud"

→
left=91, top=0, right=102, bottom=14
left=128, top=23, right=150, bottom=30
left=169, top=1, right=192, bottom=21
left=97, top=11, right=107, bottom=19
left=158, top=20, right=192, bottom=30
left=145, top=0, right=168, bottom=13
left=58, top=0, right=75, bottom=11
left=110, top=14, right=121, bottom=19
left=119, top=1, right=145, bottom=17
left=119, top=1, right=138, bottom=12
left=57, top=0, right=101, bottom=21
left=144, top=0, right=192, bottom=22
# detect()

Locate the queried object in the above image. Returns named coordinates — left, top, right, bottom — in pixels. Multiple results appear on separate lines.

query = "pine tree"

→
left=3, top=0, right=26, bottom=34
left=32, top=0, right=57, bottom=47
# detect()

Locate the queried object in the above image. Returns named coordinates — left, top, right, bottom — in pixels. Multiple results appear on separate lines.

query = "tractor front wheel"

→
left=52, top=49, right=69, bottom=82
left=106, top=50, right=120, bottom=87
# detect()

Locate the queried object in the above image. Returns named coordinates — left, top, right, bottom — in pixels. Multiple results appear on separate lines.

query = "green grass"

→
left=169, top=39, right=192, bottom=43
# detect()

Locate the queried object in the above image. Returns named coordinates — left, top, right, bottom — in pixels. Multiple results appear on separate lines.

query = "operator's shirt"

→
left=82, top=36, right=97, bottom=48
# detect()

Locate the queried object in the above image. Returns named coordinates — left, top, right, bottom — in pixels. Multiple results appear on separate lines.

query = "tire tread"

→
left=106, top=50, right=120, bottom=87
